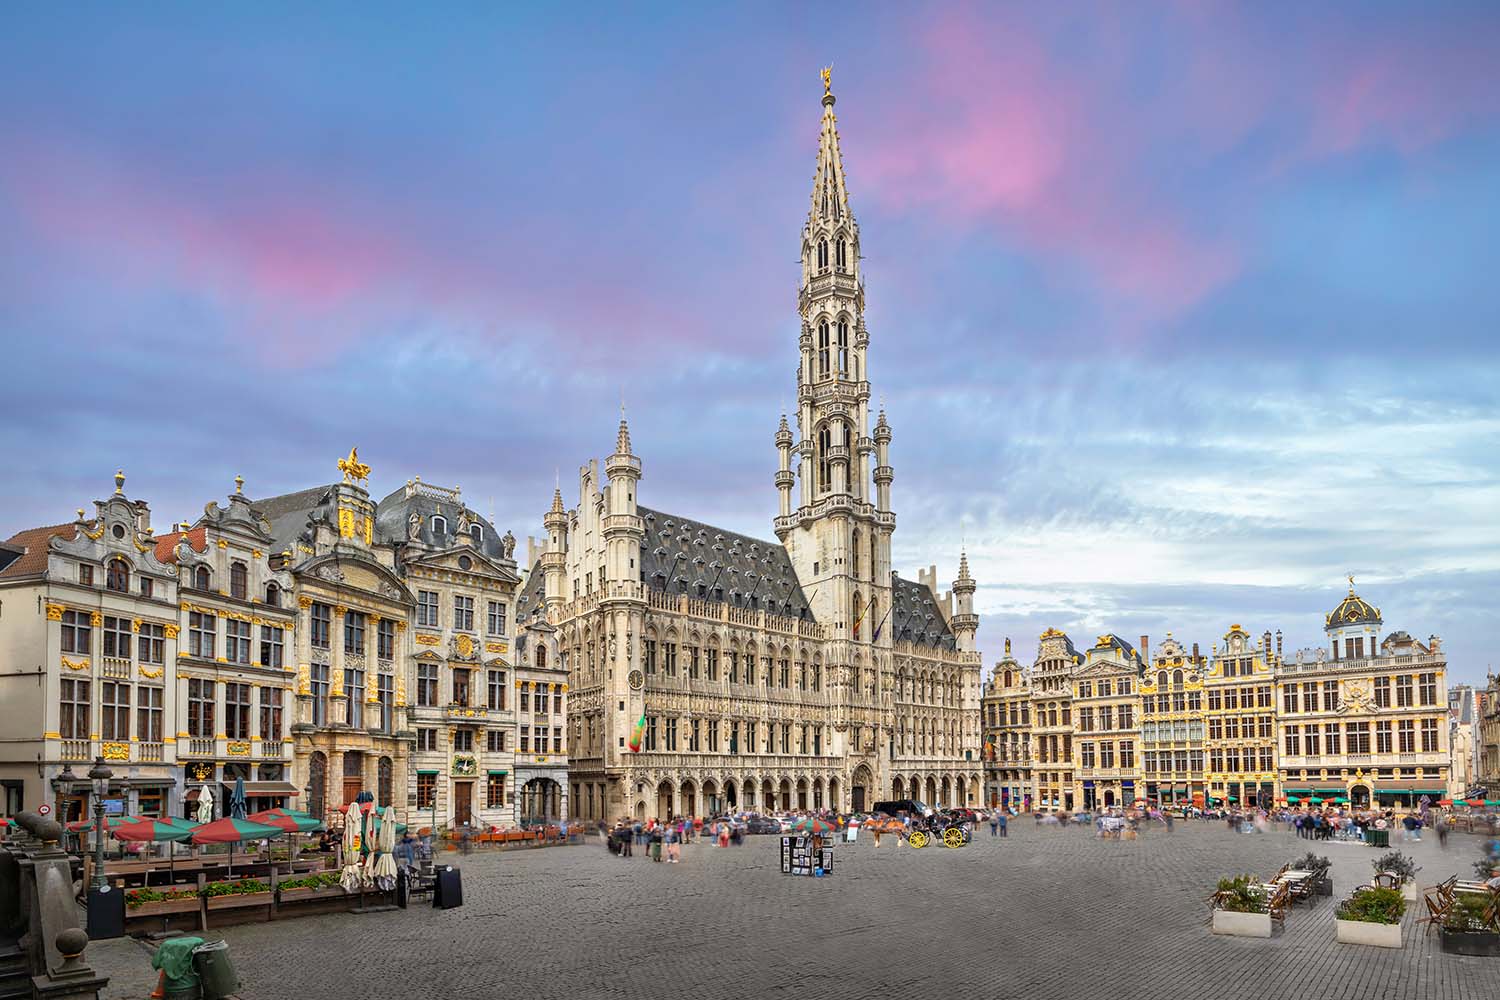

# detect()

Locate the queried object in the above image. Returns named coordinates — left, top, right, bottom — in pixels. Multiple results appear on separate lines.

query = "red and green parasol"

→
left=189, top=817, right=285, bottom=844
left=247, top=808, right=324, bottom=833
left=67, top=815, right=142, bottom=833
left=109, top=817, right=198, bottom=843
left=791, top=817, right=834, bottom=835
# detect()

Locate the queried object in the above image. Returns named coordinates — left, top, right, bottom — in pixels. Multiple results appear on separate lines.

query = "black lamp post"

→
left=51, top=763, right=77, bottom=843
left=87, top=757, right=112, bottom=891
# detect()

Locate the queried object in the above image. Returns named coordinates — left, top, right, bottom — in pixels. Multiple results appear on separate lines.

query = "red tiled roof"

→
left=0, top=523, right=79, bottom=579
left=152, top=526, right=207, bottom=564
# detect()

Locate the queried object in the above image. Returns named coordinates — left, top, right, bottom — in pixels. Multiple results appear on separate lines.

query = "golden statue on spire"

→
left=338, top=447, right=371, bottom=484
left=821, top=65, right=832, bottom=95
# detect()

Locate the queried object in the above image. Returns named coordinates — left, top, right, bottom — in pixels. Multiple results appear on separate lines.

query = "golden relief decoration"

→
left=189, top=761, right=214, bottom=782
left=226, top=741, right=251, bottom=757
left=485, top=641, right=507, bottom=654
left=45, top=603, right=65, bottom=621
left=455, top=634, right=475, bottom=659
left=338, top=508, right=356, bottom=539
left=333, top=605, right=348, bottom=616
left=337, top=446, right=371, bottom=483
left=363, top=516, right=373, bottom=545
left=61, top=656, right=90, bottom=672
left=297, top=665, right=310, bottom=695
left=82, top=521, right=104, bottom=541
left=414, top=633, right=442, bottom=646
left=131, top=618, right=142, bottom=633
left=297, top=595, right=313, bottom=609
left=140, top=666, right=164, bottom=679
left=101, top=742, right=129, bottom=761
left=163, top=624, right=179, bottom=638
left=89, top=611, right=103, bottom=627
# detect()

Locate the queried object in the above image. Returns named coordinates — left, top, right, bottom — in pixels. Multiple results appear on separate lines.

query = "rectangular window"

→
left=486, top=729, right=505, bottom=752
left=1346, top=722, right=1370, bottom=755
left=1418, top=673, right=1437, bottom=706
left=486, top=775, right=505, bottom=809
left=688, top=719, right=700, bottom=752
left=706, top=647, right=718, bottom=681
left=417, top=591, right=439, bottom=627
left=487, top=670, right=507, bottom=711
left=188, top=611, right=216, bottom=658
left=1395, top=675, right=1413, bottom=707
left=137, top=685, right=163, bottom=742
left=1305, top=725, right=1320, bottom=757
left=347, top=668, right=365, bottom=729
left=487, top=601, right=507, bottom=636
left=101, top=681, right=130, bottom=741
left=259, top=687, right=282, bottom=741
left=1223, top=688, right=1238, bottom=711
left=1100, top=742, right=1115, bottom=768
left=666, top=717, right=678, bottom=751
left=1117, top=704, right=1133, bottom=729
left=377, top=673, right=395, bottom=730
left=1322, top=680, right=1338, bottom=712
left=78, top=563, right=94, bottom=586
left=417, top=663, right=438, bottom=707
left=188, top=678, right=215, bottom=738
left=1376, top=721, right=1393, bottom=754
left=310, top=603, right=331, bottom=648
left=644, top=639, right=657, bottom=675
left=1374, top=677, right=1390, bottom=707
left=224, top=682, right=251, bottom=740
left=1397, top=719, right=1415, bottom=754
left=377, top=619, right=395, bottom=659
left=1119, top=740, right=1134, bottom=769
left=1281, top=687, right=1296, bottom=714
left=418, top=729, right=438, bottom=752
left=138, top=622, right=165, bottom=664
left=417, top=773, right=436, bottom=810
left=1421, top=718, right=1438, bottom=753
left=453, top=729, right=474, bottom=752
left=453, top=595, right=475, bottom=632
left=1283, top=725, right=1300, bottom=757
left=1326, top=725, right=1341, bottom=756
left=1081, top=743, right=1095, bottom=768
left=745, top=721, right=756, bottom=755
left=259, top=625, right=284, bottom=668
left=708, top=720, right=720, bottom=753
left=688, top=647, right=700, bottom=679
left=519, top=687, right=529, bottom=713
left=520, top=726, right=530, bottom=753
left=533, top=688, right=548, bottom=715
left=553, top=726, right=562, bottom=753
left=664, top=643, right=677, bottom=677
left=647, top=717, right=660, bottom=752
left=344, top=611, right=366, bottom=655
left=140, top=577, right=154, bottom=598
left=102, top=616, right=131, bottom=659
left=1208, top=689, right=1223, bottom=712
left=226, top=619, right=251, bottom=664
left=310, top=664, right=329, bottom=726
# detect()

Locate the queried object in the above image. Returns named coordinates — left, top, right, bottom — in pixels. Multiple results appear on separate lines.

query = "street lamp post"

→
left=51, top=762, right=77, bottom=848
left=87, top=757, right=112, bottom=892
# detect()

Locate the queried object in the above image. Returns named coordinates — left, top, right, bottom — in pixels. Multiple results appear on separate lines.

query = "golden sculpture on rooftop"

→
left=338, top=447, right=371, bottom=484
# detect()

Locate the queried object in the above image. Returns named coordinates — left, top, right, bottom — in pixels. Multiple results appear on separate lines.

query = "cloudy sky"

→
left=3, top=3, right=1497, bottom=682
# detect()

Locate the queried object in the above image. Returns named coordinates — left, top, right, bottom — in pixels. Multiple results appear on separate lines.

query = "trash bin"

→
left=152, top=936, right=204, bottom=1000
left=1368, top=828, right=1390, bottom=848
left=192, top=940, right=239, bottom=1000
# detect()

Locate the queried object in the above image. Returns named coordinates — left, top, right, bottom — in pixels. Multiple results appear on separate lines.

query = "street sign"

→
left=38, top=804, right=51, bottom=815
left=103, top=799, right=125, bottom=816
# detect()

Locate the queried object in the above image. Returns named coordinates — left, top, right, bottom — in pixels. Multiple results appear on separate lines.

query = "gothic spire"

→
left=615, top=415, right=632, bottom=457
left=809, top=68, right=851, bottom=225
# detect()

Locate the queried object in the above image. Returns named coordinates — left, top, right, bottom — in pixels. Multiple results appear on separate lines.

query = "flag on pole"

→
left=628, top=713, right=647, bottom=753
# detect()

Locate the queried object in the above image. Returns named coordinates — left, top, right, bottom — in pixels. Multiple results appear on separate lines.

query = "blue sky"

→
left=2, top=2, right=1497, bottom=681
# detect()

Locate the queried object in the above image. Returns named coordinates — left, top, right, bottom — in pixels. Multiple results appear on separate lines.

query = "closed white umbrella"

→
left=373, top=806, right=397, bottom=889
left=361, top=799, right=379, bottom=887
left=339, top=803, right=364, bottom=892
left=195, top=786, right=214, bottom=825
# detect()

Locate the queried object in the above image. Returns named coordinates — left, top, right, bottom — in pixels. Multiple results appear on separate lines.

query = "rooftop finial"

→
left=114, top=470, right=125, bottom=495
left=337, top=447, right=370, bottom=484
left=821, top=65, right=832, bottom=95
left=234, top=474, right=244, bottom=495
left=1347, top=572, right=1356, bottom=594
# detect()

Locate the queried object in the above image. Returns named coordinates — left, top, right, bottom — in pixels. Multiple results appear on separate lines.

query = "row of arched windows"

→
left=815, top=237, right=849, bottom=273
left=815, top=319, right=851, bottom=379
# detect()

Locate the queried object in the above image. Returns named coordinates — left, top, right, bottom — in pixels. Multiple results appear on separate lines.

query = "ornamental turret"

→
left=951, top=550, right=978, bottom=653
left=873, top=407, right=893, bottom=512
left=541, top=486, right=568, bottom=616
left=775, top=412, right=795, bottom=517
left=603, top=414, right=644, bottom=599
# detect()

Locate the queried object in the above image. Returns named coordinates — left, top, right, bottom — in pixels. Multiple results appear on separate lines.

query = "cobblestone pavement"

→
left=88, top=821, right=1497, bottom=999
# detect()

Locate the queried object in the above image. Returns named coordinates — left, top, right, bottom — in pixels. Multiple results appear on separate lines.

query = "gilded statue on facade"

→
left=338, top=446, right=371, bottom=483
left=820, top=66, right=832, bottom=94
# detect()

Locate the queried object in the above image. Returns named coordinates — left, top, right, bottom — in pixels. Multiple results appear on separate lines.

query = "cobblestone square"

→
left=90, top=821, right=1497, bottom=999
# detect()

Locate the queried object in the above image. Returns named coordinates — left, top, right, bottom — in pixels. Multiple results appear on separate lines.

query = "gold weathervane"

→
left=821, top=66, right=832, bottom=95
left=338, top=447, right=371, bottom=484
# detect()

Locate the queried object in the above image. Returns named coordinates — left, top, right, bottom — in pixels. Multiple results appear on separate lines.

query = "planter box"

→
left=1315, top=879, right=1333, bottom=897
left=1336, top=918, right=1403, bottom=948
left=1212, top=910, right=1275, bottom=938
left=276, top=885, right=347, bottom=903
left=205, top=891, right=273, bottom=911
left=1440, top=927, right=1500, bottom=957
left=125, top=896, right=201, bottom=918
left=1401, top=882, right=1418, bottom=903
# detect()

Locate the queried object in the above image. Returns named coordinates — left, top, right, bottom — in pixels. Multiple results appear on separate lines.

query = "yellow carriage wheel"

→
left=942, top=827, right=965, bottom=849
left=908, top=830, right=928, bottom=849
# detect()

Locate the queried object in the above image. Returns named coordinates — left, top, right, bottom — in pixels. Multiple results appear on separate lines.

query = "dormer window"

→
left=230, top=561, right=248, bottom=600
left=265, top=582, right=280, bottom=607
left=469, top=524, right=483, bottom=543
left=431, top=514, right=447, bottom=536
left=194, top=565, right=211, bottom=590
left=105, top=558, right=129, bottom=593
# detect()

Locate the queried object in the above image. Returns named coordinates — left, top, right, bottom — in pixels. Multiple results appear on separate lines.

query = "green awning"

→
left=1286, top=796, right=1302, bottom=802
left=1312, top=789, right=1345, bottom=795
left=486, top=770, right=508, bottom=776
left=416, top=769, right=440, bottom=775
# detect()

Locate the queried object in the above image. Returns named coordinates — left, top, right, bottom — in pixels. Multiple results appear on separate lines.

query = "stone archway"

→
left=725, top=781, right=738, bottom=810
left=812, top=777, right=825, bottom=810
left=779, top=778, right=792, bottom=812
left=796, top=777, right=809, bottom=811
left=656, top=780, right=674, bottom=821
left=954, top=776, right=966, bottom=807
left=762, top=778, right=775, bottom=810
left=940, top=776, right=951, bottom=807
left=680, top=779, right=697, bottom=818
left=1350, top=784, right=1370, bottom=809
left=828, top=777, right=840, bottom=811
left=925, top=776, right=938, bottom=805
left=742, top=778, right=757, bottom=810
left=702, top=779, right=719, bottom=816
left=851, top=764, right=873, bottom=813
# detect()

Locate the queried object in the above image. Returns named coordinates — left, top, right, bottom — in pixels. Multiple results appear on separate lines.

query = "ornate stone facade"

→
left=1205, top=625, right=1279, bottom=808
left=520, top=80, right=982, bottom=822
left=982, top=639, right=1032, bottom=809
left=1139, top=634, right=1206, bottom=806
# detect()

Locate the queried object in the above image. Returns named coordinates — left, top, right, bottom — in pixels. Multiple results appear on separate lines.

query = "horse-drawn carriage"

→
left=905, top=812, right=972, bottom=849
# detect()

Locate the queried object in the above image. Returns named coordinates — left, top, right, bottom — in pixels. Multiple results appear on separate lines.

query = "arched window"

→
left=229, top=562, right=248, bottom=600
left=1004, top=670, right=1013, bottom=687
left=469, top=523, right=483, bottom=543
left=105, top=558, right=129, bottom=593
left=817, top=321, right=830, bottom=378
left=1157, top=670, right=1168, bottom=689
left=817, top=426, right=831, bottom=494
left=837, top=321, right=849, bottom=375
left=852, top=528, right=861, bottom=577
left=817, top=239, right=828, bottom=270
left=1172, top=669, right=1184, bottom=688
left=264, top=582, right=280, bottom=607
left=852, top=592, right=863, bottom=640
left=193, top=565, right=211, bottom=590
left=430, top=514, right=447, bottom=536
left=535, top=644, right=547, bottom=669
left=836, top=237, right=847, bottom=270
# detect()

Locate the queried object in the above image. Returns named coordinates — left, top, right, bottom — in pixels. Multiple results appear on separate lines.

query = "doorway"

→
left=1350, top=784, right=1370, bottom=808
left=342, top=751, right=363, bottom=805
left=454, top=781, right=473, bottom=827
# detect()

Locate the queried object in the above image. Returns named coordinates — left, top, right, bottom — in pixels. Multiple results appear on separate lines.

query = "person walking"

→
left=989, top=814, right=999, bottom=838
left=999, top=812, right=1008, bottom=838
left=1437, top=812, right=1450, bottom=849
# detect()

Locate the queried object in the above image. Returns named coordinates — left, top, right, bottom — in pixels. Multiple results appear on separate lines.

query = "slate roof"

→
left=373, top=486, right=505, bottom=561
left=255, top=484, right=341, bottom=554
left=0, top=523, right=78, bottom=579
left=889, top=574, right=955, bottom=649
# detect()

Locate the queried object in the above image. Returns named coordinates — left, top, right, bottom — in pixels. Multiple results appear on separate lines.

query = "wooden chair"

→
left=1265, top=883, right=1292, bottom=922
left=1373, top=871, right=1401, bottom=890
left=1420, top=890, right=1450, bottom=932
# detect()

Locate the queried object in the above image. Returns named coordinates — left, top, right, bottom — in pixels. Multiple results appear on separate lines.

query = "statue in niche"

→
left=407, top=511, right=421, bottom=540
left=501, top=530, right=516, bottom=559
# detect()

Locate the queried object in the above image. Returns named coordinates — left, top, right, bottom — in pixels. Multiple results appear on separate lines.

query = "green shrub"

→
left=1335, top=887, right=1404, bottom=924
left=1442, top=893, right=1494, bottom=933
left=1214, top=875, right=1267, bottom=913
left=1288, top=852, right=1331, bottom=876
left=1371, top=851, right=1419, bottom=883
left=124, top=887, right=199, bottom=909
left=203, top=878, right=268, bottom=897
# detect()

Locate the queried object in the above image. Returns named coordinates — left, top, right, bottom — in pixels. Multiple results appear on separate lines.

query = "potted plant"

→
left=1210, top=875, right=1274, bottom=937
left=1334, top=887, right=1404, bottom=947
left=1371, top=851, right=1421, bottom=901
left=203, top=877, right=272, bottom=910
left=1439, top=893, right=1500, bottom=957
left=1289, top=852, right=1334, bottom=897
left=275, top=871, right=346, bottom=902
left=123, top=886, right=202, bottom=918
